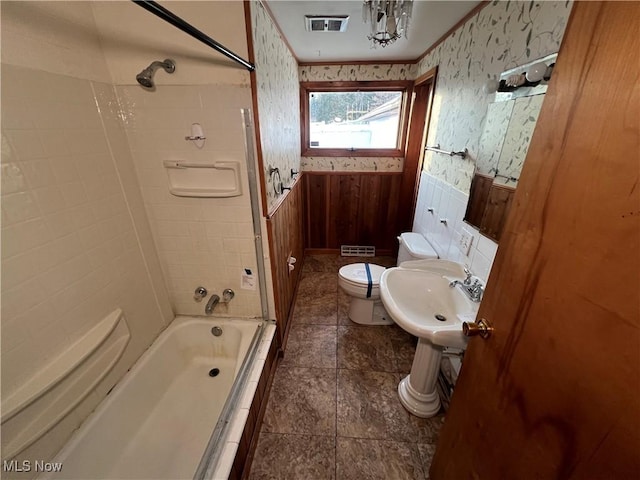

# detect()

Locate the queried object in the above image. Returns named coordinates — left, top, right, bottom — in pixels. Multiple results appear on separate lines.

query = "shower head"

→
left=136, top=59, right=175, bottom=88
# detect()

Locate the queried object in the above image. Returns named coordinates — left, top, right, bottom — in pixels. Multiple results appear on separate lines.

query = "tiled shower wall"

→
left=0, top=64, right=173, bottom=465
left=1, top=0, right=261, bottom=468
left=116, top=84, right=262, bottom=316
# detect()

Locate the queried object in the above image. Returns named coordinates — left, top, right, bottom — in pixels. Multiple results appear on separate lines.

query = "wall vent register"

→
left=341, top=245, right=375, bottom=257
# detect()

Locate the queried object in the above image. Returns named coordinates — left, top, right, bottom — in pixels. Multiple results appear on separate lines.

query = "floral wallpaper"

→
left=416, top=0, right=573, bottom=193
left=300, top=156, right=404, bottom=172
left=249, top=1, right=301, bottom=212
left=299, top=63, right=416, bottom=82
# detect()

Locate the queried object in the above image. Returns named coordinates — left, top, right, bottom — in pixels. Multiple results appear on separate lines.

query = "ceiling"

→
left=265, top=0, right=481, bottom=63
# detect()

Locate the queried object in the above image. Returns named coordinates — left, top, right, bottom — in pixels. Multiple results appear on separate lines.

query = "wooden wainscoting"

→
left=480, top=183, right=515, bottom=242
left=265, top=175, right=305, bottom=346
left=464, top=173, right=516, bottom=242
left=464, top=173, right=494, bottom=228
left=304, top=172, right=403, bottom=253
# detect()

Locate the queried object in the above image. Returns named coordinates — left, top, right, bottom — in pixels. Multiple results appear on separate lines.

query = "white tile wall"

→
left=0, top=2, right=112, bottom=82
left=116, top=85, right=262, bottom=317
left=1, top=64, right=173, bottom=467
left=1, top=1, right=264, bottom=471
left=413, top=171, right=499, bottom=284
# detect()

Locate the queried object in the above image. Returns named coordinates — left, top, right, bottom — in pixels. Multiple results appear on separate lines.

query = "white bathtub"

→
left=40, top=316, right=274, bottom=480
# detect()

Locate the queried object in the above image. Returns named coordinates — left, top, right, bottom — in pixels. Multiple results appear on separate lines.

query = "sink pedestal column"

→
left=398, top=338, right=442, bottom=418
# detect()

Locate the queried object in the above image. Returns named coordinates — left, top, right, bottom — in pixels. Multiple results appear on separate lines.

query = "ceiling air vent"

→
left=304, top=15, right=349, bottom=33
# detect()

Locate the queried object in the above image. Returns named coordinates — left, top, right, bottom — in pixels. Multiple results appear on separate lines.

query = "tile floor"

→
left=249, top=255, right=445, bottom=480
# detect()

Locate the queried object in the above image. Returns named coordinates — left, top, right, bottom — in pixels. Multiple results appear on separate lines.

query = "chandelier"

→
left=362, top=0, right=413, bottom=47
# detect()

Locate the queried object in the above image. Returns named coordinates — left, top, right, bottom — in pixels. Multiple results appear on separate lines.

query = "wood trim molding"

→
left=299, top=59, right=417, bottom=66
left=414, top=66, right=438, bottom=86
left=302, top=148, right=404, bottom=158
left=299, top=80, right=414, bottom=157
left=304, top=171, right=402, bottom=177
left=415, top=1, right=490, bottom=64
left=259, top=1, right=300, bottom=63
left=243, top=1, right=270, bottom=218
left=396, top=66, right=437, bottom=233
left=300, top=80, right=413, bottom=90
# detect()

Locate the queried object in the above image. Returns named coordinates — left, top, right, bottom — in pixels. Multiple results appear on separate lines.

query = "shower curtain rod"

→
left=132, top=0, right=256, bottom=72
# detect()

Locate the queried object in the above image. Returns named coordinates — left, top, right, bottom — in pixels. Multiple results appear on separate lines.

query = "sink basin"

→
left=379, top=262, right=480, bottom=418
left=380, top=267, right=478, bottom=349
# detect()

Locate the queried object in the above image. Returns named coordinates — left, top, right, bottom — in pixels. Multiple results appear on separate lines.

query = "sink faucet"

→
left=449, top=270, right=484, bottom=303
left=448, top=267, right=473, bottom=288
left=205, top=294, right=220, bottom=315
left=467, top=280, right=484, bottom=303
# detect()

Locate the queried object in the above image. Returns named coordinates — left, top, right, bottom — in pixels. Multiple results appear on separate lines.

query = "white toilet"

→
left=338, top=262, right=390, bottom=325
left=338, top=232, right=439, bottom=325
left=396, top=232, right=439, bottom=266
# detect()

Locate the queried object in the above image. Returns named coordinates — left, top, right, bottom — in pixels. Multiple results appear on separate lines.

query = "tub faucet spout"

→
left=205, top=294, right=220, bottom=315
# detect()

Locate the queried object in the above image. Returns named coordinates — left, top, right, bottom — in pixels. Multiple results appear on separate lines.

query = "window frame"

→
left=300, top=80, right=413, bottom=157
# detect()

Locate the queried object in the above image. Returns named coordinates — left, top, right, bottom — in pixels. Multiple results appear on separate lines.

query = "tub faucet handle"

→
left=222, top=288, right=235, bottom=303
left=194, top=286, right=208, bottom=302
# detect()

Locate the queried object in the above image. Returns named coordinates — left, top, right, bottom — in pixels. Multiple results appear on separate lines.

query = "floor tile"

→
left=293, top=294, right=337, bottom=325
left=281, top=325, right=337, bottom=369
left=409, top=412, right=445, bottom=444
left=251, top=254, right=448, bottom=479
left=336, top=437, right=424, bottom=480
left=298, top=272, right=338, bottom=297
left=388, top=325, right=418, bottom=375
left=337, top=290, right=353, bottom=326
left=417, top=443, right=437, bottom=479
left=262, top=367, right=336, bottom=436
left=337, top=369, right=417, bottom=442
left=249, top=433, right=336, bottom=480
left=338, top=325, right=397, bottom=372
left=302, top=255, right=341, bottom=273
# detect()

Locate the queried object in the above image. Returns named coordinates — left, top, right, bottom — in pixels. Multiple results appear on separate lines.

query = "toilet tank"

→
left=397, top=232, right=438, bottom=265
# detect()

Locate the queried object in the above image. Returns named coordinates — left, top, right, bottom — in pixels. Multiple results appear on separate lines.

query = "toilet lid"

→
left=339, top=263, right=386, bottom=286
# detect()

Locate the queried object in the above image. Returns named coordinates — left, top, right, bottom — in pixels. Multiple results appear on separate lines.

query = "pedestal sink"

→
left=379, top=261, right=479, bottom=418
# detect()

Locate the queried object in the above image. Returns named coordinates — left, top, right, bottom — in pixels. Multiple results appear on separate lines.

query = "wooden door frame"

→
left=397, top=66, right=438, bottom=235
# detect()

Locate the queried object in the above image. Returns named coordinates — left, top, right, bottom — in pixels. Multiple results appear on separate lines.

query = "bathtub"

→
left=40, top=316, right=274, bottom=480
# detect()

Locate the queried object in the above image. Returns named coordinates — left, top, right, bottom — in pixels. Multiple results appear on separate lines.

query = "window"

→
left=300, top=81, right=412, bottom=157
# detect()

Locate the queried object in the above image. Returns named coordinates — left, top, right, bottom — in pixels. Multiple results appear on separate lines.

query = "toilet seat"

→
left=338, top=263, right=386, bottom=299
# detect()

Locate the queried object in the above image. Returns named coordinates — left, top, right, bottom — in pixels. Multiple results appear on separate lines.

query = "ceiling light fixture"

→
left=362, top=0, right=413, bottom=48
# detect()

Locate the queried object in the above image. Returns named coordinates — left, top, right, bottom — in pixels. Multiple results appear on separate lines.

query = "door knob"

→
left=462, top=318, right=494, bottom=339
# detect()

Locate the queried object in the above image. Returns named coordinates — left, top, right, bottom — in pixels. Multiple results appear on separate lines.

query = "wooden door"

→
left=397, top=68, right=438, bottom=235
left=431, top=3, right=640, bottom=478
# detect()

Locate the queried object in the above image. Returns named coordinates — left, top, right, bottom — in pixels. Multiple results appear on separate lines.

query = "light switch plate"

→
left=459, top=227, right=474, bottom=256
